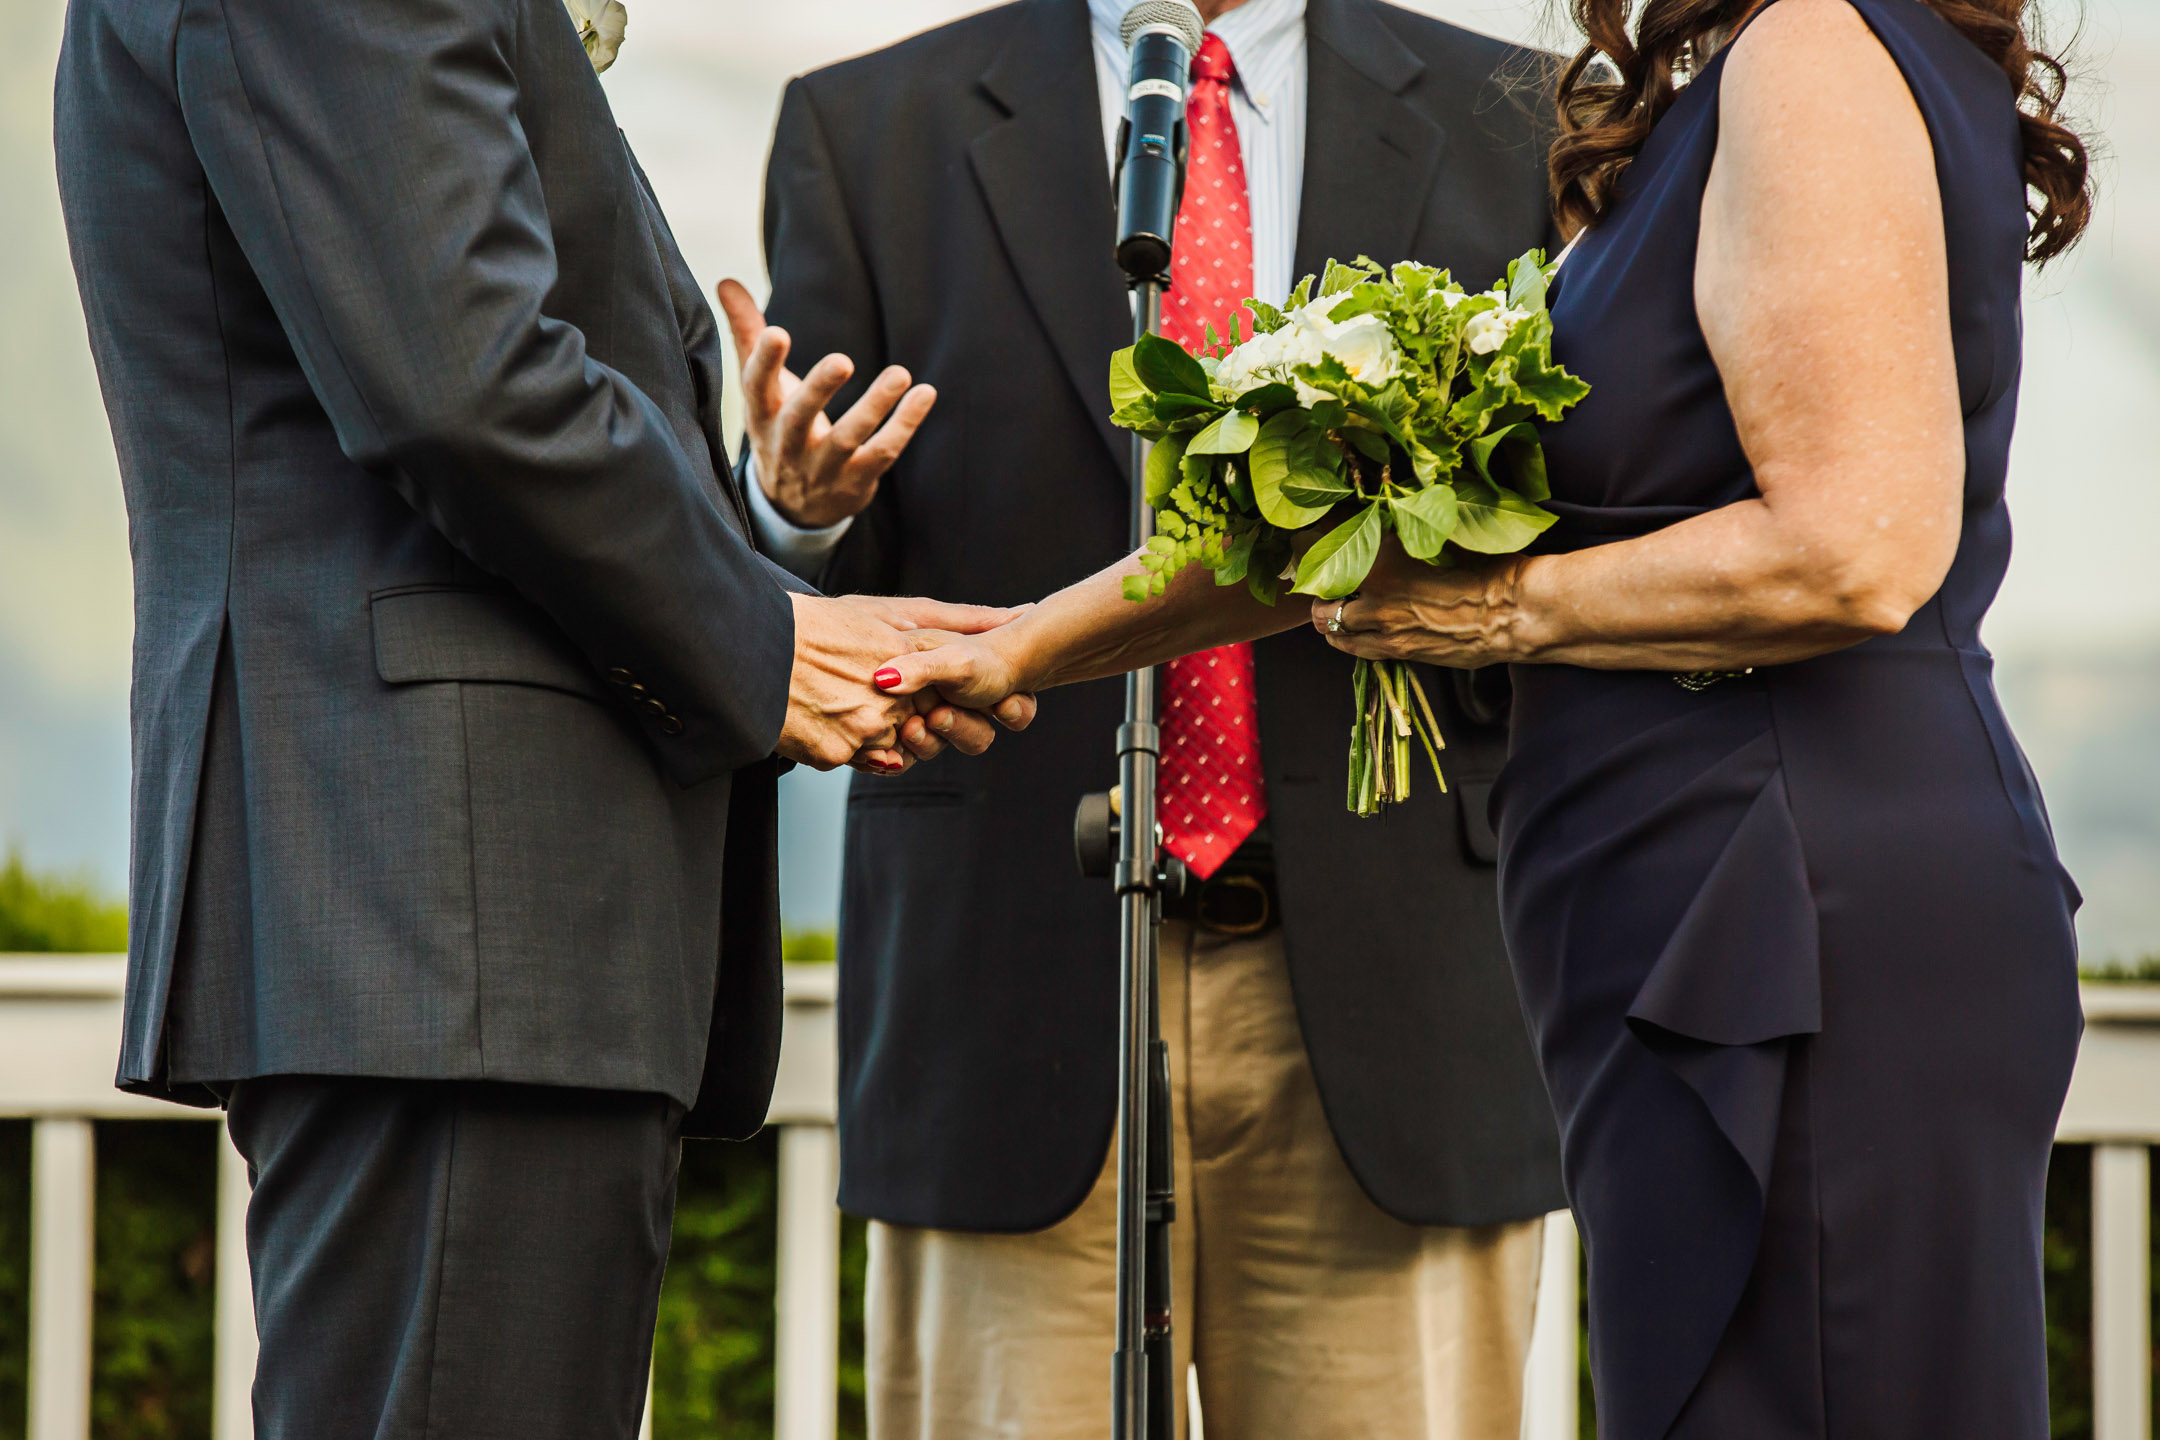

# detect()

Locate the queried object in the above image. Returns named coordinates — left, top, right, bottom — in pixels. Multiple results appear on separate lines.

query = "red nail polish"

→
left=873, top=668, right=902, bottom=690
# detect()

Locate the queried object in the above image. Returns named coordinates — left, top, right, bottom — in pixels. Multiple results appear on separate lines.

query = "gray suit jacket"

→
left=57, top=0, right=801, bottom=1137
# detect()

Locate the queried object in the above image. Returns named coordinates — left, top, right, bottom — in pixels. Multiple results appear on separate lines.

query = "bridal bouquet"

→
left=1108, top=250, right=1588, bottom=816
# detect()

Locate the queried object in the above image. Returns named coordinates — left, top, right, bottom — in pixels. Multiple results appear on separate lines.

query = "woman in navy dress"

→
left=1305, top=0, right=2093, bottom=1430
left=846, top=0, right=2093, bottom=1426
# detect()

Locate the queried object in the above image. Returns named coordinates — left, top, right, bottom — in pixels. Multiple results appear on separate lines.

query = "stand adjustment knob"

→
left=1075, top=791, right=1118, bottom=879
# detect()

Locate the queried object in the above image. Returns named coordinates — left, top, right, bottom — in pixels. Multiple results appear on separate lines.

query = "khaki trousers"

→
left=866, top=922, right=1545, bottom=1440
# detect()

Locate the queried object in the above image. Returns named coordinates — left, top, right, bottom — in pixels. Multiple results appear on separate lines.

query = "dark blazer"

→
left=763, top=0, right=1566, bottom=1227
left=57, top=0, right=800, bottom=1138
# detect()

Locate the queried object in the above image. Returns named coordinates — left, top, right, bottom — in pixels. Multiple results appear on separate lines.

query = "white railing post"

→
left=1522, top=1208, right=1580, bottom=1440
left=29, top=1117, right=96, bottom=1440
left=773, top=1122, right=840, bottom=1440
left=213, top=1120, right=256, bottom=1440
left=2093, top=1143, right=2152, bottom=1440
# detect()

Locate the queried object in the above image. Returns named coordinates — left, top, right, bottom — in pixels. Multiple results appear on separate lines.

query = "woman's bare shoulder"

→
left=1720, top=0, right=1922, bottom=145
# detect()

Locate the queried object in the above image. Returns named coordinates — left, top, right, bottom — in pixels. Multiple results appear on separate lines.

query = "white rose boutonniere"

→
left=563, top=0, right=628, bottom=73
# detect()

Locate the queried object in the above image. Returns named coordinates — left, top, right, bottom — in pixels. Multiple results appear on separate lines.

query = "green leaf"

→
left=1506, top=248, right=1551, bottom=314
left=1144, top=434, right=1188, bottom=506
left=1343, top=425, right=1390, bottom=463
left=1405, top=435, right=1455, bottom=486
left=1244, top=297, right=1287, bottom=335
left=1249, top=411, right=1336, bottom=528
left=1109, top=399, right=1164, bottom=435
left=1468, top=422, right=1530, bottom=483
left=1391, top=483, right=1460, bottom=560
left=1155, top=393, right=1227, bottom=425
left=1215, top=524, right=1258, bottom=586
left=1248, top=530, right=1291, bottom=604
left=1123, top=574, right=1152, bottom=602
left=1133, top=333, right=1211, bottom=398
left=1292, top=354, right=1365, bottom=406
left=1293, top=502, right=1385, bottom=599
left=1281, top=467, right=1354, bottom=509
left=1511, top=346, right=1592, bottom=422
left=1452, top=482, right=1558, bottom=555
left=1468, top=422, right=1551, bottom=501
left=1188, top=408, right=1260, bottom=456
left=1109, top=346, right=1147, bottom=412
left=1512, top=441, right=1549, bottom=502
left=1221, top=457, right=1256, bottom=513
left=1234, top=383, right=1299, bottom=416
left=1319, top=257, right=1380, bottom=297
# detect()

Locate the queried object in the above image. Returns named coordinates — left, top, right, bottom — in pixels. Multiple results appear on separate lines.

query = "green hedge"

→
left=0, top=854, right=126, bottom=953
left=653, top=1129, right=869, bottom=1439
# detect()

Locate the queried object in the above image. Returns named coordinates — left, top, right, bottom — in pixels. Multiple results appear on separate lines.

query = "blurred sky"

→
left=2, top=0, right=2156, bottom=948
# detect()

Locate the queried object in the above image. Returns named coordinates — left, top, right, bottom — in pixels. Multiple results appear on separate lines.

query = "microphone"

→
left=1114, top=0, right=1207, bottom=284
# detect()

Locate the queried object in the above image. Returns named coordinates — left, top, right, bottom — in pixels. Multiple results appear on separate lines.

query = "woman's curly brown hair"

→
left=1548, top=0, right=2093, bottom=262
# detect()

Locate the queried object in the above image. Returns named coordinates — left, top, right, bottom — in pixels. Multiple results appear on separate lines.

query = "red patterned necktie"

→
left=1154, top=33, right=1265, bottom=882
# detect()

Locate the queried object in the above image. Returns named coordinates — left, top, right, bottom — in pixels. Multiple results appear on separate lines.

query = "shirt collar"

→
left=1087, top=0, right=1308, bottom=121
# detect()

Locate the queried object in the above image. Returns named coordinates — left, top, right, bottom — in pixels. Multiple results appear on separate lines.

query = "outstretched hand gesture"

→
left=717, top=279, right=934, bottom=529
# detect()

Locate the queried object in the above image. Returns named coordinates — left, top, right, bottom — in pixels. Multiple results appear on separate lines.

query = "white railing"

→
left=2, top=956, right=2152, bottom=1440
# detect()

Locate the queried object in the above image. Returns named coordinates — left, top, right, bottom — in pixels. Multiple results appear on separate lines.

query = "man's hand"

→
left=718, top=279, right=934, bottom=529
left=782, top=595, right=1038, bottom=774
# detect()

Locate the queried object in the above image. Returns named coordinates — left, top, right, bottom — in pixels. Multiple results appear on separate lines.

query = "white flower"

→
left=564, top=0, right=628, bottom=73
left=1211, top=292, right=1400, bottom=402
left=1464, top=304, right=1530, bottom=355
left=1215, top=328, right=1282, bottom=394
left=1325, top=314, right=1398, bottom=385
left=1276, top=317, right=1329, bottom=371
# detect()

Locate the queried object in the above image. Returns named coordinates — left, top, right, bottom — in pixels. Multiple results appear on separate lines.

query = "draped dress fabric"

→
left=1494, top=0, right=2085, bottom=1433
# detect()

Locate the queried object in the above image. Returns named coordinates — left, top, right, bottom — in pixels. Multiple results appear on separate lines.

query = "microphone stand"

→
left=1083, top=19, right=1199, bottom=1433
left=1072, top=183, right=1186, bottom=1440
left=1079, top=273, right=1182, bottom=1440
left=1113, top=274, right=1179, bottom=1440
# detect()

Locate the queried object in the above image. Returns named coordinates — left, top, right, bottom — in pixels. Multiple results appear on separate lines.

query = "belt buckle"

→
left=1196, top=873, right=1271, bottom=937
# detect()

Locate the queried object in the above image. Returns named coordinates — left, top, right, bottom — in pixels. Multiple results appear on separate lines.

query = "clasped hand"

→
left=781, top=593, right=1036, bottom=774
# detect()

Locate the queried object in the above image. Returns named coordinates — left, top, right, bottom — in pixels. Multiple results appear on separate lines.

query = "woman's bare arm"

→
left=1320, top=0, right=1964, bottom=672
left=883, top=546, right=1307, bottom=706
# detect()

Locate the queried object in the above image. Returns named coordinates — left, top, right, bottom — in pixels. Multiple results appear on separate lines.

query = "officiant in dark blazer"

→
left=741, top=0, right=1565, bottom=1432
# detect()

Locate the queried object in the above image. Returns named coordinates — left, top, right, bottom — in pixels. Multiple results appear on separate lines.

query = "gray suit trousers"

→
left=227, top=1077, right=683, bottom=1440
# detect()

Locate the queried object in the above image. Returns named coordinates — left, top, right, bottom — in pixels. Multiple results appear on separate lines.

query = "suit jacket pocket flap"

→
left=371, top=588, right=604, bottom=700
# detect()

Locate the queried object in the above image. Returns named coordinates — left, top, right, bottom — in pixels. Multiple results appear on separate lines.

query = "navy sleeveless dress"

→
left=1496, top=0, right=2084, bottom=1434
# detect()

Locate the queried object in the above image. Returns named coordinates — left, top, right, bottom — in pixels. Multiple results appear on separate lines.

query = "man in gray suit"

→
left=53, top=1, right=1021, bottom=1436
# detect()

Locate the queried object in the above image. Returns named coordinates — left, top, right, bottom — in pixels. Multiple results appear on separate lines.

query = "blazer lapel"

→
left=970, top=0, right=1134, bottom=475
left=1294, top=0, right=1448, bottom=284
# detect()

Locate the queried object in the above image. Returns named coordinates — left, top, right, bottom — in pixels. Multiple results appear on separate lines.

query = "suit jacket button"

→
left=639, top=697, right=667, bottom=717
left=607, top=668, right=635, bottom=687
left=657, top=715, right=684, bottom=736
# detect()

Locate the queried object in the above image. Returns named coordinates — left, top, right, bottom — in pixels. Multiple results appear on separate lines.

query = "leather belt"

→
left=1162, top=866, right=1278, bottom=937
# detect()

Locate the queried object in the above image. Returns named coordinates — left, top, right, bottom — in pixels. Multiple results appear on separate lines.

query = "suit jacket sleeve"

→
left=759, top=77, right=907, bottom=597
left=175, top=0, right=795, bottom=786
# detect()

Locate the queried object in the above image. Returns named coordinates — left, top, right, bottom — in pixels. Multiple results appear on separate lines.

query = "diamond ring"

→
left=1326, top=601, right=1348, bottom=635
